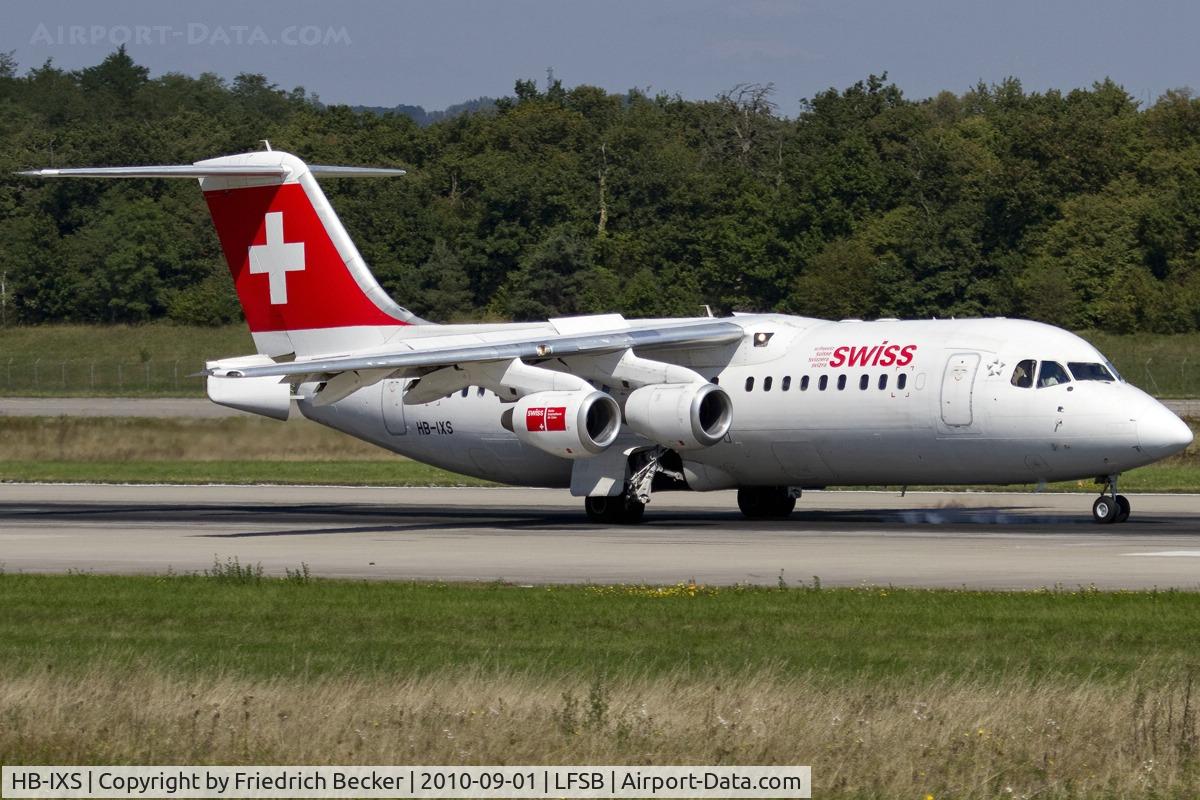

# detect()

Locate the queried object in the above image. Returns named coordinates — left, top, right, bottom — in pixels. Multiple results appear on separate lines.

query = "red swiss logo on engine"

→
left=525, top=407, right=567, bottom=432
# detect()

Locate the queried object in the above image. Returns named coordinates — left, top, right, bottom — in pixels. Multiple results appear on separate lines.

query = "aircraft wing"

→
left=208, top=318, right=744, bottom=380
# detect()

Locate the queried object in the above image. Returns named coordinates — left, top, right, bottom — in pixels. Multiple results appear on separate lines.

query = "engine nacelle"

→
left=624, top=382, right=733, bottom=450
left=509, top=390, right=622, bottom=459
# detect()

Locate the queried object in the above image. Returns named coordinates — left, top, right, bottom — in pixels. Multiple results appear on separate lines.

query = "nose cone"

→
left=1138, top=402, right=1194, bottom=457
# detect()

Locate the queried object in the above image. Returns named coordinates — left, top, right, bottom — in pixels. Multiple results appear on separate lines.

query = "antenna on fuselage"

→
left=260, top=139, right=272, bottom=152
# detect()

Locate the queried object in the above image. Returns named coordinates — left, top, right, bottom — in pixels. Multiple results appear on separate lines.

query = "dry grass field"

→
left=0, top=415, right=385, bottom=461
left=4, top=667, right=1197, bottom=798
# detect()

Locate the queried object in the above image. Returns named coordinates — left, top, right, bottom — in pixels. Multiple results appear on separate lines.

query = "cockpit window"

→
left=1011, top=359, right=1035, bottom=389
left=1037, top=361, right=1071, bottom=388
left=1068, top=362, right=1116, bottom=382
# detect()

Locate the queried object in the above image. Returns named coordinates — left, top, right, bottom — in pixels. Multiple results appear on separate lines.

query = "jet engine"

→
left=508, top=390, right=622, bottom=459
left=624, top=382, right=733, bottom=450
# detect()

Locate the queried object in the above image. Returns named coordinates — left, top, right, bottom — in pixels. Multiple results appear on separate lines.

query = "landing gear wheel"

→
left=584, top=495, right=645, bottom=525
left=1092, top=474, right=1129, bottom=524
left=1114, top=494, right=1131, bottom=524
left=737, top=487, right=796, bottom=520
left=1092, top=496, right=1118, bottom=524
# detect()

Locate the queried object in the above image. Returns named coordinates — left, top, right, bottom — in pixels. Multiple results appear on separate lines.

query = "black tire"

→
left=1114, top=494, right=1131, bottom=524
left=584, top=495, right=645, bottom=525
left=738, top=487, right=795, bottom=520
left=619, top=500, right=646, bottom=524
left=770, top=496, right=797, bottom=518
left=585, top=496, right=613, bottom=522
left=738, top=487, right=769, bottom=519
left=1092, top=496, right=1118, bottom=524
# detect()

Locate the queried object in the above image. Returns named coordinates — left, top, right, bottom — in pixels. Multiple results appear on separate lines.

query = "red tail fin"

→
left=197, top=152, right=425, bottom=355
left=19, top=150, right=426, bottom=356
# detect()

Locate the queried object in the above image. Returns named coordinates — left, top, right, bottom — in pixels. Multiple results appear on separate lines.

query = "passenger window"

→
left=801, top=376, right=810, bottom=391
left=897, top=373, right=907, bottom=390
left=878, top=374, right=888, bottom=390
left=782, top=376, right=791, bottom=391
left=837, top=375, right=847, bottom=391
left=764, top=376, right=773, bottom=392
left=1037, top=361, right=1071, bottom=388
left=818, top=375, right=828, bottom=391
left=461, top=387, right=469, bottom=398
left=859, top=374, right=869, bottom=390
left=1011, top=359, right=1035, bottom=389
left=745, top=377, right=754, bottom=392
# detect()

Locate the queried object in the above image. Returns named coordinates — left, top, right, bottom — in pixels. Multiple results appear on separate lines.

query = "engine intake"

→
left=624, top=382, right=733, bottom=450
left=509, top=390, right=621, bottom=459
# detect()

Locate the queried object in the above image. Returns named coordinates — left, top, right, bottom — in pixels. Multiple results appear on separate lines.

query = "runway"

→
left=1, top=485, right=1199, bottom=588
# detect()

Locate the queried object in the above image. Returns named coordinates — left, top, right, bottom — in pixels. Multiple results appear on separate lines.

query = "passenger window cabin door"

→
left=940, top=353, right=980, bottom=428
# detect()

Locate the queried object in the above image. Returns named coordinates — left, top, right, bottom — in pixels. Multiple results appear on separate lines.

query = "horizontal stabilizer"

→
left=18, top=164, right=405, bottom=179
left=308, top=165, right=408, bottom=177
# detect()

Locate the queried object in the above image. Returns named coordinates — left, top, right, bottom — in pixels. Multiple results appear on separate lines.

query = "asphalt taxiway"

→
left=1, top=484, right=1198, bottom=588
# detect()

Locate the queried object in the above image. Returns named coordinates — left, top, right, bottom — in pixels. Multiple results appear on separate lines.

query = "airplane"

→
left=22, top=147, right=1193, bottom=525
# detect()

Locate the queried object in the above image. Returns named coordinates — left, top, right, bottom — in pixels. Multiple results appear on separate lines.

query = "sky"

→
left=3, top=0, right=1197, bottom=112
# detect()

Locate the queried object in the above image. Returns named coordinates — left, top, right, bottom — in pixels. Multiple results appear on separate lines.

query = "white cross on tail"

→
left=248, top=211, right=305, bottom=304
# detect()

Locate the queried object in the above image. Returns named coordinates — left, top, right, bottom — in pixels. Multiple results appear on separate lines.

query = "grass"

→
left=0, top=322, right=251, bottom=363
left=0, top=416, right=492, bottom=485
left=0, top=460, right=490, bottom=485
left=1084, top=329, right=1200, bottom=397
left=0, top=323, right=251, bottom=396
left=0, top=415, right=388, bottom=461
left=5, top=668, right=1199, bottom=797
left=0, top=575, right=1197, bottom=684
left=2, top=576, right=1199, bottom=797
left=2, top=324, right=1200, bottom=397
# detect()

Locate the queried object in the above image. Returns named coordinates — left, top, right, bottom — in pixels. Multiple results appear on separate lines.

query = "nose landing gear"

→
left=1092, top=475, right=1130, bottom=524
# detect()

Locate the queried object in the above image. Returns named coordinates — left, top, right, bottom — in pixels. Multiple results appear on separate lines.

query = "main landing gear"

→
left=1092, top=474, right=1131, bottom=524
left=584, top=495, right=646, bottom=524
left=737, top=486, right=798, bottom=520
left=582, top=448, right=674, bottom=524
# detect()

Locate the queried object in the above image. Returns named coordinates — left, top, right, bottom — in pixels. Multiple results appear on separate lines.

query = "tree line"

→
left=3, top=47, right=1200, bottom=333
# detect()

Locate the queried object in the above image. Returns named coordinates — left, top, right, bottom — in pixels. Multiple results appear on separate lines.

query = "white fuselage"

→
left=299, top=315, right=1190, bottom=490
